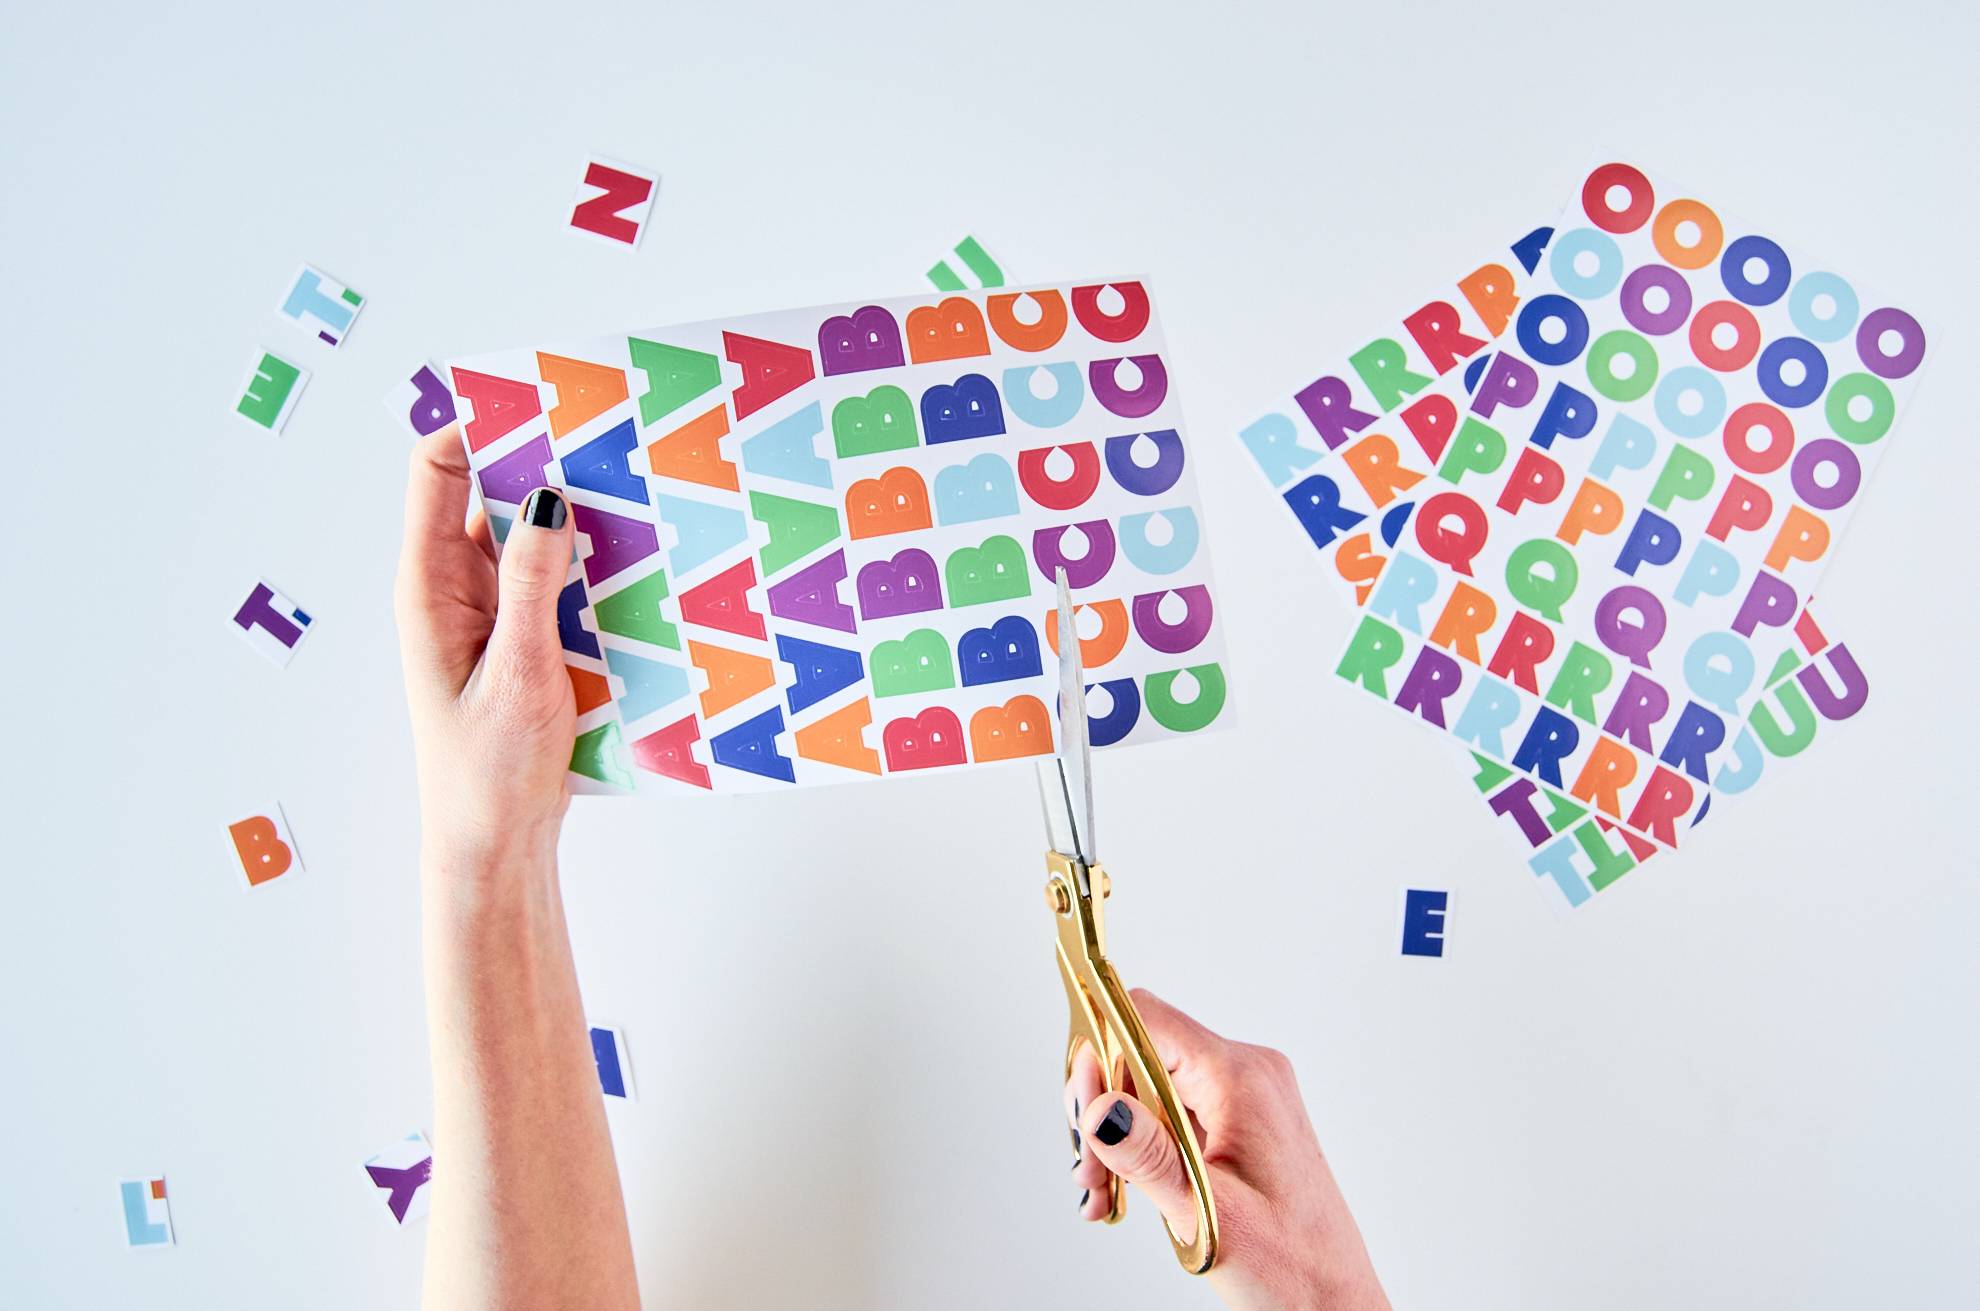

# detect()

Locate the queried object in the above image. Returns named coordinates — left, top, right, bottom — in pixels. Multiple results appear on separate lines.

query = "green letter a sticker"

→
left=571, top=721, right=635, bottom=789
left=751, top=492, right=841, bottom=577
left=593, top=571, right=679, bottom=649
left=629, top=338, right=722, bottom=427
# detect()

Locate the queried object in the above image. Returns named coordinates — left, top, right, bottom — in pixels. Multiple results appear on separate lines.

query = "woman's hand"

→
left=394, top=426, right=577, bottom=882
left=395, top=427, right=641, bottom=1309
left=1067, top=990, right=1389, bottom=1311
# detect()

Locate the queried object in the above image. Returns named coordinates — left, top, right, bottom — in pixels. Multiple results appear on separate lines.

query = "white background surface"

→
left=3, top=2, right=1975, bottom=1306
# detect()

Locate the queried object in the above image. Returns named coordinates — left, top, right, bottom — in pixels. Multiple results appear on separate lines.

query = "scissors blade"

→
left=1054, top=568, right=1095, bottom=864
left=1036, top=755, right=1081, bottom=861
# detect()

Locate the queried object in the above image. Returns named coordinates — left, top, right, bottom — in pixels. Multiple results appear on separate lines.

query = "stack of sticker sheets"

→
left=450, top=280, right=1230, bottom=794
left=1238, top=161, right=1929, bottom=909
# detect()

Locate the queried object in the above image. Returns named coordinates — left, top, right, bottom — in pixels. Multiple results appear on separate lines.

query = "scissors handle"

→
left=1048, top=853, right=1218, bottom=1275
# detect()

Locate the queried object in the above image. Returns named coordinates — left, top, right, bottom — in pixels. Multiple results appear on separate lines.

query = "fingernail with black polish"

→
left=521, top=487, right=567, bottom=530
left=1078, top=1189, right=1090, bottom=1210
left=1071, top=1156, right=1080, bottom=1171
left=1095, top=1100, right=1133, bottom=1146
left=1070, top=1126, right=1081, bottom=1154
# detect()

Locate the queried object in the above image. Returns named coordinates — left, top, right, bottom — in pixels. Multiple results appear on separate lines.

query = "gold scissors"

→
left=1038, top=568, right=1218, bottom=1274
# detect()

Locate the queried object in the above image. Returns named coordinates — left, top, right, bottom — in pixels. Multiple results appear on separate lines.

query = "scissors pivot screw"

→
left=1045, top=877, right=1071, bottom=915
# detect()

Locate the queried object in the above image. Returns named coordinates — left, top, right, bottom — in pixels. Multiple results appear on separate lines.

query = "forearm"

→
left=419, top=836, right=639, bottom=1310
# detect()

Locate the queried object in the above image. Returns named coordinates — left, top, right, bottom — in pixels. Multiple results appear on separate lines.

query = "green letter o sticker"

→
left=1824, top=371, right=1894, bottom=445
left=1586, top=329, right=1660, bottom=403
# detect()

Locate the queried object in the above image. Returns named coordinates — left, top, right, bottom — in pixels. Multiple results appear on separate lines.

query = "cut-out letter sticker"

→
left=364, top=1132, right=434, bottom=1227
left=227, top=804, right=303, bottom=890
left=568, top=157, right=659, bottom=249
left=277, top=263, right=364, bottom=347
left=927, top=235, right=1006, bottom=292
left=590, top=1024, right=636, bottom=1100
left=1399, top=888, right=1449, bottom=958
left=119, top=1177, right=174, bottom=1249
left=235, top=349, right=309, bottom=434
left=383, top=361, right=459, bottom=438
left=231, top=578, right=314, bottom=668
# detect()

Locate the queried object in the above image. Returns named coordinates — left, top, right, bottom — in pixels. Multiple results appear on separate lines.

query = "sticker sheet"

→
left=1240, top=225, right=1554, bottom=609
left=1322, top=162, right=1925, bottom=850
left=1470, top=602, right=1868, bottom=908
left=1243, top=229, right=1690, bottom=860
left=1240, top=170, right=1916, bottom=856
left=1238, top=224, right=1708, bottom=863
left=450, top=280, right=1230, bottom=794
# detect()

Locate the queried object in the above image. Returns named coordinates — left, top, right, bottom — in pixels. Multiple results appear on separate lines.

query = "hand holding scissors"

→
left=1040, top=570, right=1391, bottom=1308
left=1038, top=568, right=1219, bottom=1273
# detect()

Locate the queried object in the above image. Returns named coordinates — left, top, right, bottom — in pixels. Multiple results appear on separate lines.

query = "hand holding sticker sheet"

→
left=451, top=280, right=1230, bottom=795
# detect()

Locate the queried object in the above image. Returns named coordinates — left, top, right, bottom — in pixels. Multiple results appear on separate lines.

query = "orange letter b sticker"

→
left=228, top=807, right=300, bottom=889
left=969, top=695, right=1053, bottom=762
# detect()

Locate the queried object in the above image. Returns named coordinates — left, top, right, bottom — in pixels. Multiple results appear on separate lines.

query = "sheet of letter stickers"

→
left=1235, top=225, right=1869, bottom=895
left=450, top=280, right=1231, bottom=795
left=1239, top=173, right=1911, bottom=858
left=1243, top=225, right=1789, bottom=871
left=1321, top=163, right=1924, bottom=853
left=1469, top=602, right=1868, bottom=907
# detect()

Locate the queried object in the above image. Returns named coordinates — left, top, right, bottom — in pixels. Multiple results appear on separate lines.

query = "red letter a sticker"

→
left=724, top=332, right=816, bottom=420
